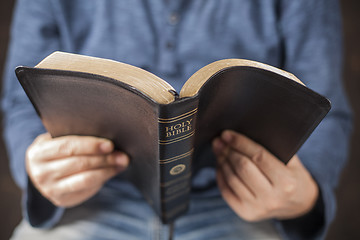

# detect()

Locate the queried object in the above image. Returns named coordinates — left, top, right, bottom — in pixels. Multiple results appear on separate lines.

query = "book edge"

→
left=179, top=59, right=303, bottom=98
left=36, top=51, right=176, bottom=104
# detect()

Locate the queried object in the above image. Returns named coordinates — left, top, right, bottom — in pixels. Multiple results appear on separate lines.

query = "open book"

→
left=16, top=51, right=331, bottom=223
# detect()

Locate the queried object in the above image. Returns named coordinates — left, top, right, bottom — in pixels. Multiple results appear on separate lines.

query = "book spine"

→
left=158, top=97, right=198, bottom=223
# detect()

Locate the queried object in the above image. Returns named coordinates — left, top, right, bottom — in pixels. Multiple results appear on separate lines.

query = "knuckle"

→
left=76, top=156, right=92, bottom=171
left=283, top=178, right=296, bottom=195
left=32, top=134, right=46, bottom=144
left=57, top=140, right=75, bottom=156
left=265, top=199, right=280, bottom=213
left=237, top=156, right=249, bottom=168
left=251, top=149, right=266, bottom=164
left=31, top=169, right=48, bottom=185
left=26, top=147, right=35, bottom=161
left=35, top=174, right=47, bottom=185
left=225, top=173, right=238, bottom=187
left=234, top=156, right=251, bottom=175
left=26, top=144, right=41, bottom=162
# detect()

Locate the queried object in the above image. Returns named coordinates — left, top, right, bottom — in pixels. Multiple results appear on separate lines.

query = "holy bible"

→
left=15, top=51, right=331, bottom=223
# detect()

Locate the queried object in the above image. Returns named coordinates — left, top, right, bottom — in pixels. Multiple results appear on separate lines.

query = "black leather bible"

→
left=16, top=51, right=331, bottom=223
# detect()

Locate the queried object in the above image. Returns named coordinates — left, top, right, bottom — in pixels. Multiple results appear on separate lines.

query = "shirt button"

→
left=168, top=12, right=180, bottom=25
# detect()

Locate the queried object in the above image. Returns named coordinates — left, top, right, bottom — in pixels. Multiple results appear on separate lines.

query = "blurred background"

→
left=0, top=1, right=359, bottom=239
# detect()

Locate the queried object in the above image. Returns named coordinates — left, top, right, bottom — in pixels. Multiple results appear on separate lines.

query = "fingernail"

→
left=221, top=130, right=233, bottom=143
left=100, top=141, right=113, bottom=153
left=115, top=153, right=129, bottom=167
left=213, top=138, right=225, bottom=152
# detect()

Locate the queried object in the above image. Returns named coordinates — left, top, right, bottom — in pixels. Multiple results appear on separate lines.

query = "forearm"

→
left=274, top=0, right=352, bottom=238
left=2, top=0, right=62, bottom=227
left=2, top=103, right=65, bottom=227
left=3, top=104, right=45, bottom=187
left=274, top=111, right=352, bottom=239
left=2, top=0, right=59, bottom=186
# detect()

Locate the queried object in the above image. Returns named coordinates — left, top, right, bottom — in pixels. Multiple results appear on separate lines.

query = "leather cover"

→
left=192, top=66, right=331, bottom=173
left=16, top=64, right=330, bottom=223
left=16, top=67, right=169, bottom=222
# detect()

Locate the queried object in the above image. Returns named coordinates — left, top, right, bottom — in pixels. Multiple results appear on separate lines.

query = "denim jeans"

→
left=11, top=185, right=281, bottom=240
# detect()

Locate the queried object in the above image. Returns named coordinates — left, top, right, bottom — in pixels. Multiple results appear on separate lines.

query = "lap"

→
left=11, top=187, right=281, bottom=240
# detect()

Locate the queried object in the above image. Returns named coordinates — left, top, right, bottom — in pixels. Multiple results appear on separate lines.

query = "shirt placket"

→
left=158, top=1, right=182, bottom=75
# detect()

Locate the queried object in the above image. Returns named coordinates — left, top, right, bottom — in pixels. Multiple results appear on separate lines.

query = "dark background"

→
left=0, top=1, right=359, bottom=239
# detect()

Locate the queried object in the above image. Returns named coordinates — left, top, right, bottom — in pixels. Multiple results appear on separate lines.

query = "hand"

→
left=26, top=133, right=129, bottom=208
left=212, top=130, right=318, bottom=222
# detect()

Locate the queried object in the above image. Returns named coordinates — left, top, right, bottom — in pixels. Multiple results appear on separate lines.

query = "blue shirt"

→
left=2, top=0, right=352, bottom=239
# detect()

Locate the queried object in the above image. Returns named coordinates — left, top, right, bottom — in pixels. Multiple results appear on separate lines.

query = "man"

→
left=3, top=0, right=352, bottom=239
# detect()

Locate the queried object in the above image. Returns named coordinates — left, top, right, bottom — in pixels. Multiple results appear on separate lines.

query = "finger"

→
left=33, top=132, right=52, bottom=144
left=212, top=137, right=224, bottom=157
left=49, top=184, right=102, bottom=208
left=30, top=135, right=114, bottom=162
left=55, top=166, right=122, bottom=194
left=46, top=151, right=129, bottom=180
left=217, top=169, right=248, bottom=216
left=221, top=130, right=264, bottom=158
left=212, top=137, right=229, bottom=165
left=218, top=169, right=271, bottom=222
left=219, top=159, right=256, bottom=200
left=214, top=137, right=272, bottom=193
left=221, top=130, right=288, bottom=184
left=225, top=150, right=272, bottom=195
left=217, top=167, right=242, bottom=203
